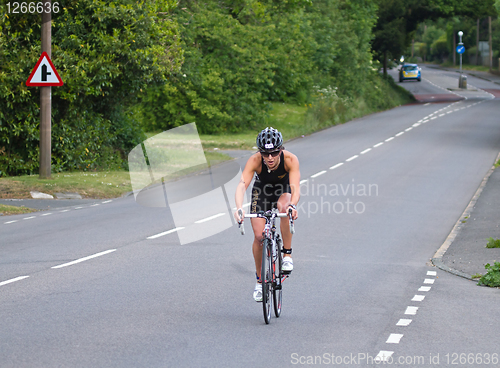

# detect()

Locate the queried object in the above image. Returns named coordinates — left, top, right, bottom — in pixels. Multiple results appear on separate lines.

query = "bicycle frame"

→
left=238, top=208, right=294, bottom=323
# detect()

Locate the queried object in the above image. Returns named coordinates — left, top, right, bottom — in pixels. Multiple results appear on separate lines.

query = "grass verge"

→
left=437, top=62, right=500, bottom=75
left=1, top=75, right=412, bottom=200
left=0, top=204, right=38, bottom=216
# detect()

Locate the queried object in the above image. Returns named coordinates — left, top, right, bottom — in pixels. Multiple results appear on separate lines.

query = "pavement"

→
left=433, top=158, right=500, bottom=280
left=426, top=67, right=500, bottom=281
left=427, top=64, right=500, bottom=85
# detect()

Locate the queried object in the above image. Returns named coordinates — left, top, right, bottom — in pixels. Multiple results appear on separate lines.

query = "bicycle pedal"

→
left=282, top=270, right=292, bottom=275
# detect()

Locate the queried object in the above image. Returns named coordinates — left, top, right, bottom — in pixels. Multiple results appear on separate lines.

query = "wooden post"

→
left=40, top=1, right=52, bottom=179
left=476, top=19, right=479, bottom=66
left=488, top=16, right=492, bottom=73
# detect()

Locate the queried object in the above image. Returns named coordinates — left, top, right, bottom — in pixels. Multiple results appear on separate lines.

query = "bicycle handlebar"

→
left=238, top=209, right=295, bottom=235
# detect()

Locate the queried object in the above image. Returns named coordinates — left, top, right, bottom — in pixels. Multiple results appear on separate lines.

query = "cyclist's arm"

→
left=235, top=154, right=259, bottom=220
left=285, top=152, right=300, bottom=219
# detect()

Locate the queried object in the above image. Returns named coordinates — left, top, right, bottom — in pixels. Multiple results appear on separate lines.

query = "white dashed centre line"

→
left=346, top=155, right=358, bottom=162
left=385, top=137, right=394, bottom=142
left=0, top=276, right=29, bottom=287
left=329, top=163, right=344, bottom=170
left=419, top=286, right=431, bottom=292
left=411, top=295, right=425, bottom=302
left=195, top=213, right=225, bottom=224
left=311, top=170, right=327, bottom=178
left=360, top=148, right=371, bottom=154
left=373, top=142, right=384, bottom=148
left=23, top=216, right=36, bottom=220
left=395, top=132, right=404, bottom=137
left=147, top=227, right=185, bottom=239
left=424, top=278, right=435, bottom=284
left=51, top=249, right=117, bottom=269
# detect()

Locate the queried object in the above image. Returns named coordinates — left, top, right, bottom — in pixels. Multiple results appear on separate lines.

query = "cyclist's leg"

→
left=250, top=217, right=266, bottom=279
left=277, top=193, right=292, bottom=254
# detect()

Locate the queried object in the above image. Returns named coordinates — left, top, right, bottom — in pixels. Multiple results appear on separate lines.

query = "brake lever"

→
left=238, top=209, right=245, bottom=235
left=288, top=208, right=295, bottom=234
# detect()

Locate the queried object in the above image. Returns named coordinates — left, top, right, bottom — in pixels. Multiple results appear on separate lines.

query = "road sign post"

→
left=40, top=5, right=51, bottom=179
left=25, top=2, right=65, bottom=179
left=457, top=31, right=466, bottom=89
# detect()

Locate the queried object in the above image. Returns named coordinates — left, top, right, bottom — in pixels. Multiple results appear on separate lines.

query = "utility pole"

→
left=489, top=16, right=492, bottom=73
left=476, top=19, right=479, bottom=66
left=40, top=0, right=51, bottom=179
left=453, top=32, right=456, bottom=66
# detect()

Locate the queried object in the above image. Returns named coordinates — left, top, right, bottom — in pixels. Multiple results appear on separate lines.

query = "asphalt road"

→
left=1, top=65, right=500, bottom=367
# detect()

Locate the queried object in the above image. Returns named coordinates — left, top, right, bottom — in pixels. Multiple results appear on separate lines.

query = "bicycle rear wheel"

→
left=273, top=245, right=282, bottom=318
left=261, top=239, right=273, bottom=324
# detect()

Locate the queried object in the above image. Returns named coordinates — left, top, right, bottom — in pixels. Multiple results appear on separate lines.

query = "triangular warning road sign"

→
left=26, top=52, right=64, bottom=87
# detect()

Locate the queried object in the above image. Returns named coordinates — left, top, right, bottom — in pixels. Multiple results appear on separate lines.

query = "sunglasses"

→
left=260, top=150, right=281, bottom=158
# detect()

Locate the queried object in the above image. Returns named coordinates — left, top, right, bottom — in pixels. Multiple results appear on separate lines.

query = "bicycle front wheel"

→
left=261, top=239, right=273, bottom=324
left=273, top=247, right=282, bottom=318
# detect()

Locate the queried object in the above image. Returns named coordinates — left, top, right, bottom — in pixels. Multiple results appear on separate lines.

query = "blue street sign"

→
left=456, top=45, right=465, bottom=54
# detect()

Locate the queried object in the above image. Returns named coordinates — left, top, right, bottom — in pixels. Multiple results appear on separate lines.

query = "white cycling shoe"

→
left=282, top=256, right=293, bottom=273
left=253, top=282, right=263, bottom=302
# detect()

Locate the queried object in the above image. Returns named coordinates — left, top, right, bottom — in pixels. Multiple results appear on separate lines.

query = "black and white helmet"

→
left=256, top=127, right=283, bottom=152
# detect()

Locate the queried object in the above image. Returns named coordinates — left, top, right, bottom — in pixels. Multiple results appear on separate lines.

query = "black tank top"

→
left=255, top=152, right=289, bottom=185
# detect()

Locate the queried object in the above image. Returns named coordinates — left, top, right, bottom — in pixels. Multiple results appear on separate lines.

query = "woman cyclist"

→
left=234, top=127, right=300, bottom=302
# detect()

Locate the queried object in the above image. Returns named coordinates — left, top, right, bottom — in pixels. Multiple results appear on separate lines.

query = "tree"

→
left=0, top=0, right=183, bottom=176
left=371, top=0, right=497, bottom=75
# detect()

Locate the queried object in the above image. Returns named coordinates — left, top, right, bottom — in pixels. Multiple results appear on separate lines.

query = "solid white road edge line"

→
left=51, top=249, right=117, bottom=269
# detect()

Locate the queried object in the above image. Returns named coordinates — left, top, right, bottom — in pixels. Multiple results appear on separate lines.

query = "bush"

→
left=486, top=237, right=500, bottom=248
left=0, top=0, right=182, bottom=176
left=477, top=262, right=500, bottom=287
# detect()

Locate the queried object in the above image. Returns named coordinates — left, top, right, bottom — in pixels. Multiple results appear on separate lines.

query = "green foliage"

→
left=0, top=0, right=182, bottom=176
left=477, top=261, right=500, bottom=287
left=486, top=237, right=500, bottom=248
left=431, top=33, right=449, bottom=59
left=139, top=0, right=379, bottom=134
left=372, top=0, right=498, bottom=68
left=139, top=0, right=319, bottom=134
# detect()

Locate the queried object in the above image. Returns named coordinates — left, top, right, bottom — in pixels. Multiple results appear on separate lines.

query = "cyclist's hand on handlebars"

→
left=288, top=206, right=298, bottom=220
left=234, top=208, right=245, bottom=223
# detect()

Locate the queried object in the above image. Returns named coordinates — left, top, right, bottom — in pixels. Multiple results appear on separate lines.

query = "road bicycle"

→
left=238, top=208, right=295, bottom=324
